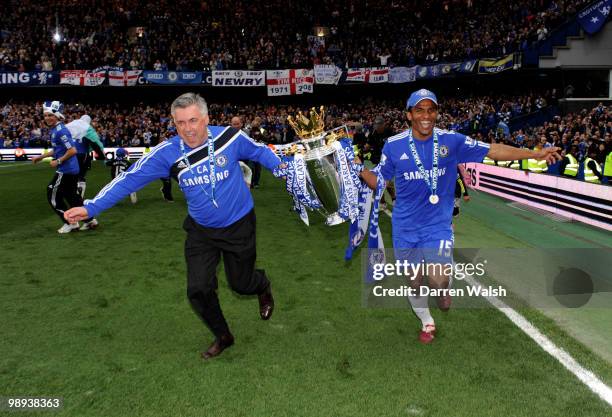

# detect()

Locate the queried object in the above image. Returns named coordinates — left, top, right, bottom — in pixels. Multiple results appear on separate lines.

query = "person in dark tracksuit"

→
left=65, top=93, right=285, bottom=360
left=32, top=101, right=98, bottom=233
left=106, top=147, right=137, bottom=204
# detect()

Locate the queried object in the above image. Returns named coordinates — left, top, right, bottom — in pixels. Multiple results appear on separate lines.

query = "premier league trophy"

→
left=286, top=107, right=359, bottom=226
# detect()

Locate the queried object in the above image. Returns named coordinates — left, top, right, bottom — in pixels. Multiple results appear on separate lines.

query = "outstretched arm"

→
left=237, top=133, right=283, bottom=170
left=65, top=143, right=172, bottom=222
left=32, top=150, right=55, bottom=163
left=487, top=144, right=561, bottom=165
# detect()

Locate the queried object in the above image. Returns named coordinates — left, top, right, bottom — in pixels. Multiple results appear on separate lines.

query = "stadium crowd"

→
left=1, top=92, right=610, bottom=182
left=0, top=90, right=556, bottom=147
left=0, top=0, right=593, bottom=71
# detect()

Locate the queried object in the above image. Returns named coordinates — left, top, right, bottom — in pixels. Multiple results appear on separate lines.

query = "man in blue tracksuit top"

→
left=32, top=101, right=98, bottom=234
left=360, top=89, right=561, bottom=344
left=65, top=93, right=283, bottom=359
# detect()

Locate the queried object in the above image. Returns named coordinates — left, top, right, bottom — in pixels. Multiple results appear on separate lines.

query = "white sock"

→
left=408, top=292, right=434, bottom=331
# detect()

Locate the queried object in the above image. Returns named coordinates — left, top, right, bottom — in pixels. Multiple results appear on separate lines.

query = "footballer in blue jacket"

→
left=65, top=93, right=285, bottom=359
left=360, top=89, right=561, bottom=344
left=32, top=101, right=98, bottom=233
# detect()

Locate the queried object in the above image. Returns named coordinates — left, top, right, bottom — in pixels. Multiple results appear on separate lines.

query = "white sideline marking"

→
left=378, top=196, right=610, bottom=404
left=464, top=274, right=612, bottom=407
left=0, top=163, right=31, bottom=169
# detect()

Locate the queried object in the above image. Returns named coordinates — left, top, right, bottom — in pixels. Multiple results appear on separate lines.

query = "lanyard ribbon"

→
left=407, top=129, right=439, bottom=203
left=179, top=128, right=218, bottom=208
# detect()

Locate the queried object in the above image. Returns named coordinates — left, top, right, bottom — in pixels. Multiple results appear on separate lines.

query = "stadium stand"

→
left=0, top=0, right=594, bottom=71
left=1, top=96, right=609, bottom=183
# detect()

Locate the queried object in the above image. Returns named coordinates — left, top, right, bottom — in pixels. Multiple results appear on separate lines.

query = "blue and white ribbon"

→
left=365, top=165, right=386, bottom=283
left=332, top=139, right=361, bottom=222
left=283, top=155, right=310, bottom=226
left=293, top=153, right=322, bottom=210
left=343, top=163, right=386, bottom=282
left=345, top=177, right=373, bottom=260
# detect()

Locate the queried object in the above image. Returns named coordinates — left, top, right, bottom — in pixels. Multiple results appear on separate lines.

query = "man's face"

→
left=173, top=105, right=209, bottom=146
left=407, top=99, right=437, bottom=139
left=43, top=112, right=58, bottom=126
left=230, top=117, right=242, bottom=129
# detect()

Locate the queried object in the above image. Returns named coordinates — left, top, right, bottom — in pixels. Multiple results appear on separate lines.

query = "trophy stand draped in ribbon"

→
left=284, top=107, right=361, bottom=226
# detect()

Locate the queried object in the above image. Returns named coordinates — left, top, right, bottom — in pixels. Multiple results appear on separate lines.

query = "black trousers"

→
left=76, top=153, right=90, bottom=182
left=249, top=161, right=261, bottom=187
left=160, top=177, right=173, bottom=199
left=183, top=210, right=269, bottom=338
left=47, top=172, right=84, bottom=223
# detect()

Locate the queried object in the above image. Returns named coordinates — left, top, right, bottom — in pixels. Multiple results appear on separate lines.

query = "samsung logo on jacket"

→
left=84, top=126, right=280, bottom=228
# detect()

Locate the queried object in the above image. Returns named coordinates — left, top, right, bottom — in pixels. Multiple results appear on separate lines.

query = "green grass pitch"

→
left=1, top=162, right=610, bottom=416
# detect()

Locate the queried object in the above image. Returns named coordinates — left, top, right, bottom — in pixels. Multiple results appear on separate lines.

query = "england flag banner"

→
left=346, top=68, right=366, bottom=82
left=346, top=67, right=389, bottom=83
left=266, top=69, right=314, bottom=96
left=314, top=65, right=342, bottom=84
left=60, top=70, right=106, bottom=86
left=108, top=70, right=141, bottom=86
left=366, top=67, right=389, bottom=83
left=212, top=70, right=265, bottom=87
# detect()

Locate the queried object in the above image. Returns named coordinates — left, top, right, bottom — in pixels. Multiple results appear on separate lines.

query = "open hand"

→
left=64, top=207, right=90, bottom=224
left=533, top=147, right=562, bottom=165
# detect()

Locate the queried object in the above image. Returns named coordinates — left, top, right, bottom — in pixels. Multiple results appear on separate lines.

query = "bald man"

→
left=231, top=116, right=243, bottom=130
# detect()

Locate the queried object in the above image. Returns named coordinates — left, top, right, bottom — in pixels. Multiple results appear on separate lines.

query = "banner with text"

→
left=478, top=54, right=516, bottom=74
left=266, top=69, right=314, bottom=96
left=0, top=72, right=59, bottom=86
left=142, top=71, right=202, bottom=84
left=60, top=70, right=105, bottom=86
left=212, top=70, right=265, bottom=87
left=577, top=0, right=611, bottom=35
left=388, top=67, right=416, bottom=83
left=346, top=67, right=389, bottom=83
left=314, top=65, right=342, bottom=85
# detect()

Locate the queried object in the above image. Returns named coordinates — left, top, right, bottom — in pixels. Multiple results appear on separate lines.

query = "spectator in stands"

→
left=246, top=117, right=265, bottom=188
left=367, top=116, right=394, bottom=164
left=0, top=0, right=593, bottom=71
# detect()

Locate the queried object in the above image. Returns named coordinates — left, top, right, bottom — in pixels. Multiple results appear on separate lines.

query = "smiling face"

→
left=407, top=99, right=437, bottom=140
left=43, top=112, right=59, bottom=127
left=172, top=104, right=209, bottom=148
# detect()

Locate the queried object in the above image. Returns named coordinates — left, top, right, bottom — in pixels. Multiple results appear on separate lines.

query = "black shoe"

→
left=258, top=284, right=274, bottom=320
left=201, top=333, right=234, bottom=360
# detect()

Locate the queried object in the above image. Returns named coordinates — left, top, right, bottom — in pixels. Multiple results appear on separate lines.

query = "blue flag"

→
left=142, top=71, right=202, bottom=84
left=578, top=0, right=611, bottom=35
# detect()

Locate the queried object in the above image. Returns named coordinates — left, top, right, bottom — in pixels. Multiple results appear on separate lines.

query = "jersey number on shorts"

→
left=438, top=240, right=452, bottom=257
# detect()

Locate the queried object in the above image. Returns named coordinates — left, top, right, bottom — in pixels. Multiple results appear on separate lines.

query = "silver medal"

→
left=429, top=194, right=439, bottom=205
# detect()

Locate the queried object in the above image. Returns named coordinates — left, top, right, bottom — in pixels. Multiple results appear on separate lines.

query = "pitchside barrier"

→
left=0, top=147, right=147, bottom=162
left=464, top=163, right=612, bottom=232
left=2, top=149, right=610, bottom=231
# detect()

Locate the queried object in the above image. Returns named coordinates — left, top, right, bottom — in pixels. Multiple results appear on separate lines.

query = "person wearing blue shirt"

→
left=32, top=101, right=97, bottom=233
left=64, top=93, right=284, bottom=359
left=360, top=89, right=561, bottom=344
